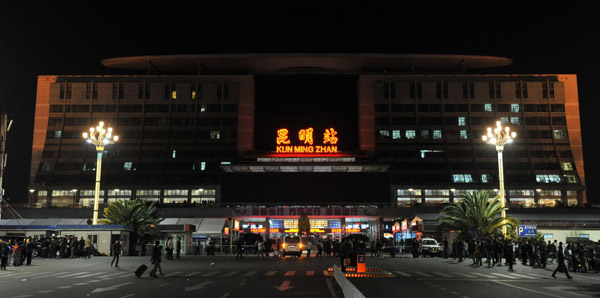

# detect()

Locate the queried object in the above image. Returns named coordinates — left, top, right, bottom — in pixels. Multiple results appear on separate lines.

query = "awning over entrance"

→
left=222, top=163, right=389, bottom=172
left=196, top=218, right=227, bottom=235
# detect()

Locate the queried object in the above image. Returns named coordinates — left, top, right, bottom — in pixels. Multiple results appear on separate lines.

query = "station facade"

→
left=25, top=54, right=588, bottom=242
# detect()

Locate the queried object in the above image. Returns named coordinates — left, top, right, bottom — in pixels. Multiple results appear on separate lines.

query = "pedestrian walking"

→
left=443, top=237, right=448, bottom=259
left=505, top=239, right=514, bottom=271
left=149, top=241, right=163, bottom=278
left=166, top=237, right=174, bottom=260
left=84, top=236, right=93, bottom=258
left=552, top=242, right=572, bottom=279
left=257, top=240, right=265, bottom=260
left=316, top=241, right=323, bottom=258
left=1, top=241, right=8, bottom=270
left=111, top=239, right=122, bottom=267
left=25, top=238, right=34, bottom=265
left=236, top=237, right=244, bottom=259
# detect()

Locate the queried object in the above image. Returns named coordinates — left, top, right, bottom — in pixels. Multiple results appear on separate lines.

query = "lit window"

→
left=536, top=175, right=561, bottom=183
left=553, top=130, right=567, bottom=139
left=563, top=175, right=578, bottom=183
left=481, top=174, right=490, bottom=183
left=211, top=131, right=220, bottom=139
left=433, top=130, right=442, bottom=139
left=453, top=174, right=473, bottom=183
left=172, top=150, right=176, bottom=159
left=201, top=162, right=206, bottom=171
left=54, top=131, right=62, bottom=139
left=392, top=130, right=401, bottom=139
left=561, top=162, right=573, bottom=171
left=458, top=117, right=466, bottom=126
left=500, top=117, right=508, bottom=124
left=191, top=90, right=196, bottom=100
left=123, top=162, right=133, bottom=171
left=484, top=104, right=493, bottom=112
left=200, top=105, right=207, bottom=112
left=421, top=130, right=429, bottom=139
left=220, top=161, right=231, bottom=165
left=379, top=130, right=390, bottom=138
left=511, top=104, right=520, bottom=112
left=171, top=91, right=177, bottom=100
left=510, top=117, right=520, bottom=125
left=459, top=130, right=468, bottom=139
left=405, top=130, right=416, bottom=139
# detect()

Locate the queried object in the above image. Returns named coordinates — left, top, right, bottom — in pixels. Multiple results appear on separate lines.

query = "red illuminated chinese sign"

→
left=276, top=127, right=339, bottom=154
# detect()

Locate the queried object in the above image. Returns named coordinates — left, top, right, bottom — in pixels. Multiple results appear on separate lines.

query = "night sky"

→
left=1, top=2, right=599, bottom=204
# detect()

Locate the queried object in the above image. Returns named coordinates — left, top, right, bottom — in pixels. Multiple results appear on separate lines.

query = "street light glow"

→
left=82, top=121, right=118, bottom=225
left=482, top=120, right=516, bottom=237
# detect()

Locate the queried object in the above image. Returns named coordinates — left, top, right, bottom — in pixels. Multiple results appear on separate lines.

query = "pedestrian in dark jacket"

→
left=236, top=237, right=244, bottom=259
left=150, top=241, right=163, bottom=277
left=552, top=242, right=572, bottom=279
left=111, top=239, right=122, bottom=267
left=339, top=239, right=350, bottom=272
left=1, top=242, right=8, bottom=270
left=25, top=238, right=35, bottom=265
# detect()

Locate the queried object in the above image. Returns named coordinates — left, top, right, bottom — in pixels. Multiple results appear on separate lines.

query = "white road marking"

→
left=103, top=272, right=128, bottom=278
left=33, top=271, right=71, bottom=278
left=119, top=294, right=136, bottom=298
left=454, top=272, right=476, bottom=278
left=201, top=271, right=220, bottom=277
left=56, top=286, right=72, bottom=289
left=75, top=272, right=104, bottom=278
left=239, top=281, right=246, bottom=286
left=490, top=273, right=519, bottom=279
left=222, top=271, right=238, bottom=277
left=243, top=270, right=258, bottom=276
left=508, top=272, right=536, bottom=279
left=265, top=271, right=277, bottom=276
left=36, top=290, right=54, bottom=294
left=433, top=272, right=452, bottom=277
left=394, top=271, right=411, bottom=277
left=471, top=272, right=496, bottom=278
left=73, top=282, right=88, bottom=286
left=159, top=283, right=170, bottom=287
left=89, top=279, right=103, bottom=283
left=413, top=271, right=432, bottom=277
left=492, top=280, right=567, bottom=298
left=220, top=293, right=230, bottom=298
left=183, top=271, right=202, bottom=277
left=163, top=271, right=182, bottom=277
left=284, top=271, right=296, bottom=276
left=185, top=281, right=212, bottom=292
left=56, top=272, right=90, bottom=278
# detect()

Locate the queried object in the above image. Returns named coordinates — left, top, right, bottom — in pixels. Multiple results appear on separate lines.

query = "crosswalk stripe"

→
left=508, top=273, right=536, bottom=279
left=394, top=271, right=411, bottom=277
left=433, top=272, right=452, bottom=277
left=56, top=272, right=90, bottom=278
left=222, top=271, right=238, bottom=277
left=454, top=272, right=477, bottom=278
left=163, top=271, right=183, bottom=277
left=103, top=272, right=127, bottom=278
left=112, top=273, right=133, bottom=278
left=285, top=271, right=296, bottom=276
left=34, top=272, right=71, bottom=278
left=75, top=272, right=104, bottom=278
left=8, top=272, right=49, bottom=278
left=306, top=271, right=314, bottom=276
left=243, top=271, right=258, bottom=277
left=265, top=271, right=277, bottom=276
left=490, top=273, right=519, bottom=279
left=414, top=271, right=432, bottom=277
left=201, top=271, right=220, bottom=277
left=472, top=272, right=496, bottom=278
left=183, top=271, right=202, bottom=277
left=527, top=273, right=549, bottom=279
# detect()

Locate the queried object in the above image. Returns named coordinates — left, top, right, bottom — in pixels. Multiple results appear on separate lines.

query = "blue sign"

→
left=358, top=255, right=365, bottom=263
left=518, top=225, right=537, bottom=237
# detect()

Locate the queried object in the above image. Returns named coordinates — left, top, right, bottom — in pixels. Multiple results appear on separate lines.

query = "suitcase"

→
left=135, top=264, right=148, bottom=278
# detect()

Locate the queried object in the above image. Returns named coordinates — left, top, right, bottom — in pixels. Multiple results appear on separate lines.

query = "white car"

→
left=419, top=238, right=442, bottom=257
left=282, top=236, right=303, bottom=257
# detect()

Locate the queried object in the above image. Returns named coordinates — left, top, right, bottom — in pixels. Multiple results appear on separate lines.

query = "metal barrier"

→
left=333, top=264, right=367, bottom=298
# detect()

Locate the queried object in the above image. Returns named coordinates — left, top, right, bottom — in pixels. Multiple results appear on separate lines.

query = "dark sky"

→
left=1, top=2, right=599, bottom=204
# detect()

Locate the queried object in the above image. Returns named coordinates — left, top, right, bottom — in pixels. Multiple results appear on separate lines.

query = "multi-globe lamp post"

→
left=482, top=121, right=516, bottom=237
left=82, top=121, right=118, bottom=225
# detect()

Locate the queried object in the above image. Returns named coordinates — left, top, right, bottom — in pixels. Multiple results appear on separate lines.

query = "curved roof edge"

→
left=101, top=53, right=513, bottom=74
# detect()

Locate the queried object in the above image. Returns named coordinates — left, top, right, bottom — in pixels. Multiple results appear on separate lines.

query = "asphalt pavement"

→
left=0, top=254, right=343, bottom=298
left=351, top=255, right=600, bottom=298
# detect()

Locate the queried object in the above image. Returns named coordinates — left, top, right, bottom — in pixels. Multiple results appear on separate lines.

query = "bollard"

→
left=357, top=255, right=366, bottom=273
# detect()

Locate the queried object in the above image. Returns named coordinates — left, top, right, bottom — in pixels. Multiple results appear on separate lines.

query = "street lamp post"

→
left=482, top=121, right=516, bottom=237
left=82, top=121, right=118, bottom=225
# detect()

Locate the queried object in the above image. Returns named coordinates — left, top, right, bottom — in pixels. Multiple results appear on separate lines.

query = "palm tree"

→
left=101, top=199, right=163, bottom=255
left=438, top=190, right=520, bottom=239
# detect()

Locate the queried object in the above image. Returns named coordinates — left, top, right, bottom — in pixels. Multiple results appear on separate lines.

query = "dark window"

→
left=536, top=104, right=548, bottom=112
left=165, top=83, right=171, bottom=99
left=410, top=82, right=422, bottom=99
left=522, top=82, right=528, bottom=98
left=524, top=104, right=536, bottom=112
left=78, top=105, right=89, bottom=113
left=375, top=104, right=388, bottom=112
left=138, top=83, right=144, bottom=99
left=217, top=82, right=229, bottom=99
left=66, top=82, right=72, bottom=99
left=457, top=104, right=468, bottom=112
left=112, top=82, right=118, bottom=99
left=384, top=82, right=396, bottom=99
left=418, top=104, right=429, bottom=112
left=516, top=82, right=521, bottom=98
left=551, top=104, right=565, bottom=112
left=496, top=82, right=501, bottom=98
left=552, top=117, right=566, bottom=125
left=50, top=105, right=63, bottom=113
left=489, top=82, right=494, bottom=98
left=497, top=104, right=509, bottom=112
left=86, top=82, right=92, bottom=99
left=59, top=82, right=65, bottom=99
left=92, top=82, right=98, bottom=99
left=118, top=83, right=124, bottom=99
left=144, top=82, right=150, bottom=99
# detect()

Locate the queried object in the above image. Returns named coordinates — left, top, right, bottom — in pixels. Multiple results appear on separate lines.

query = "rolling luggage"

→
left=135, top=264, right=148, bottom=278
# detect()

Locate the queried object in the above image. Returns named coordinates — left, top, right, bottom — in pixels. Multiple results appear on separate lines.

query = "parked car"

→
left=419, top=238, right=442, bottom=257
left=282, top=236, right=303, bottom=257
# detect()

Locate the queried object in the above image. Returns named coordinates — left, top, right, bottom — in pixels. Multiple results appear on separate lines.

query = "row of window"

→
left=48, top=129, right=233, bottom=140
left=39, top=160, right=240, bottom=172
left=58, top=81, right=230, bottom=101
left=396, top=189, right=576, bottom=198
left=39, top=188, right=216, bottom=198
left=376, top=128, right=568, bottom=140
left=50, top=104, right=238, bottom=114
left=382, top=81, right=555, bottom=99
left=447, top=174, right=578, bottom=184
left=374, top=103, right=565, bottom=113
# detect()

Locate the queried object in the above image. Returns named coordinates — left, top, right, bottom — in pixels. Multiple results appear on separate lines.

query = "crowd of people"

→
left=0, top=235, right=96, bottom=270
left=445, top=237, right=600, bottom=278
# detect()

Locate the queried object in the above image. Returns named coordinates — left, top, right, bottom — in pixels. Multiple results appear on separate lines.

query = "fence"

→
left=333, top=264, right=366, bottom=298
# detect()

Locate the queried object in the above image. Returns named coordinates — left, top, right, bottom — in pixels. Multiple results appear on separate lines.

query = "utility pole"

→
left=0, top=114, right=13, bottom=220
